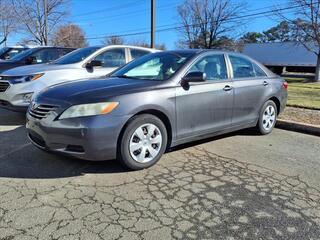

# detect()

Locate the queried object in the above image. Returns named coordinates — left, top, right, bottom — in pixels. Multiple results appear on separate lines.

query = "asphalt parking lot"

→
left=0, top=108, right=319, bottom=240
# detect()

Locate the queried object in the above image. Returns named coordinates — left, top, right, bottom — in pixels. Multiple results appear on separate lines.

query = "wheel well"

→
left=268, top=97, right=281, bottom=115
left=117, top=109, right=173, bottom=154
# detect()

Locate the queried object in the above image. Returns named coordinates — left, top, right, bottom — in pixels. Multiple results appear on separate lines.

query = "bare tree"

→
left=177, top=0, right=246, bottom=49
left=277, top=0, right=320, bottom=82
left=0, top=0, right=18, bottom=46
left=102, top=35, right=124, bottom=45
left=52, top=24, right=87, bottom=48
left=102, top=36, right=167, bottom=50
left=11, top=0, right=69, bottom=45
left=128, top=39, right=166, bottom=50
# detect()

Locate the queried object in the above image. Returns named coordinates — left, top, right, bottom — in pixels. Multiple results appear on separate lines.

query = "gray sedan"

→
left=26, top=50, right=288, bottom=170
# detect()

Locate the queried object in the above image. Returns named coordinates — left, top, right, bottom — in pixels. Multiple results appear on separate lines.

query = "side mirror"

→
left=181, top=71, right=206, bottom=84
left=86, top=60, right=102, bottom=68
left=25, top=56, right=37, bottom=64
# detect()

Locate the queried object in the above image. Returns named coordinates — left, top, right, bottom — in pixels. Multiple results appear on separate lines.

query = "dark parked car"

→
left=26, top=50, right=288, bottom=170
left=0, top=47, right=75, bottom=73
left=0, top=46, right=31, bottom=60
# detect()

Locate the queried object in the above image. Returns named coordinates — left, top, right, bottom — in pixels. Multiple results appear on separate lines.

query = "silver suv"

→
left=0, top=45, right=157, bottom=111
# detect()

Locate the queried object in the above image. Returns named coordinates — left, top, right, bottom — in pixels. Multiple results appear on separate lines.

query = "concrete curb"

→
left=276, top=119, right=320, bottom=137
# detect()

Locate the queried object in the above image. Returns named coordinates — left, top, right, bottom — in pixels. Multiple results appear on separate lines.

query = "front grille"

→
left=0, top=81, right=10, bottom=92
left=28, top=104, right=57, bottom=120
left=0, top=75, right=18, bottom=80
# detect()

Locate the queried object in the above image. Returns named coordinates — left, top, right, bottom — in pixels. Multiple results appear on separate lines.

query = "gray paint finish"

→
left=26, top=50, right=288, bottom=161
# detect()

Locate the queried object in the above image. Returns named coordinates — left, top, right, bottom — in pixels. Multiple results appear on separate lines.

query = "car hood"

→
left=0, top=60, right=19, bottom=73
left=0, top=60, right=17, bottom=67
left=36, top=77, right=164, bottom=106
left=2, top=63, right=77, bottom=75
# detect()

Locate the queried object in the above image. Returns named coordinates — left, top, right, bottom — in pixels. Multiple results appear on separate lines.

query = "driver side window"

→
left=30, top=49, right=59, bottom=63
left=93, top=48, right=126, bottom=68
left=188, top=54, right=228, bottom=81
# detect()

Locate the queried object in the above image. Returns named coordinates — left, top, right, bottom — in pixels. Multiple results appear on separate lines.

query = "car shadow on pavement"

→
left=0, top=108, right=26, bottom=126
left=0, top=125, right=265, bottom=180
left=0, top=125, right=264, bottom=180
left=0, top=126, right=127, bottom=179
left=169, top=128, right=260, bottom=153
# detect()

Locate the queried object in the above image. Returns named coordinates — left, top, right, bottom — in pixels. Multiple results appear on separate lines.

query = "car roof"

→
left=91, top=45, right=159, bottom=52
left=30, top=46, right=76, bottom=50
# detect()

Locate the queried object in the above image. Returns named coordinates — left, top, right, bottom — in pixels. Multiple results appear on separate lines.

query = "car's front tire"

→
left=256, top=100, right=277, bottom=135
left=118, top=114, right=168, bottom=170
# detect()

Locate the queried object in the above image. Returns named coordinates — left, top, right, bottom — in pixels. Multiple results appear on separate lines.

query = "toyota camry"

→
left=26, top=50, right=288, bottom=170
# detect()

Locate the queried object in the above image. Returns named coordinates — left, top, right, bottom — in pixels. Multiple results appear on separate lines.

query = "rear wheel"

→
left=256, top=100, right=277, bottom=135
left=118, top=114, right=167, bottom=170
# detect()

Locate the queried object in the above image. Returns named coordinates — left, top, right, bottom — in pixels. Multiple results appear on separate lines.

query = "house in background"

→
left=242, top=42, right=317, bottom=75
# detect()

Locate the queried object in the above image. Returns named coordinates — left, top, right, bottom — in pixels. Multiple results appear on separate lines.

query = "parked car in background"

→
left=0, top=45, right=36, bottom=60
left=0, top=45, right=156, bottom=111
left=26, top=50, right=288, bottom=170
left=0, top=46, right=75, bottom=74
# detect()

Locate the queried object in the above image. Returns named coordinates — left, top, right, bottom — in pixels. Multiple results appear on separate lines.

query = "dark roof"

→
left=169, top=49, right=202, bottom=54
left=242, top=42, right=317, bottom=67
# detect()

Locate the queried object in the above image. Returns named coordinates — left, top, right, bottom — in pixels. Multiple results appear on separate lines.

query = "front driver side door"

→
left=176, top=53, right=234, bottom=140
left=86, top=48, right=127, bottom=77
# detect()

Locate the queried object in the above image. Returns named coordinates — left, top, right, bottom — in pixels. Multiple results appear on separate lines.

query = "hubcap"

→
left=129, top=123, right=162, bottom=163
left=262, top=105, right=276, bottom=131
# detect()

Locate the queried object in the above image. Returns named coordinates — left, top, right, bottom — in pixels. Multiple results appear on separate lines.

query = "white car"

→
left=0, top=45, right=157, bottom=111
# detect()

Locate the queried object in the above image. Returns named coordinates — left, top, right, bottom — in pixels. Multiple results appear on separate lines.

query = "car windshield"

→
left=54, top=47, right=101, bottom=65
left=112, top=52, right=195, bottom=81
left=10, top=48, right=37, bottom=61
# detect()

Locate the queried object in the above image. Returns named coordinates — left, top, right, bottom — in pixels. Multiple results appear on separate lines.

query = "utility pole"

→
left=44, top=0, right=48, bottom=45
left=151, top=0, right=155, bottom=48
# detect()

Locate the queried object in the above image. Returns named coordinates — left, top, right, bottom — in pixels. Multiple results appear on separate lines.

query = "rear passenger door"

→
left=228, top=54, right=269, bottom=126
left=129, top=48, right=150, bottom=61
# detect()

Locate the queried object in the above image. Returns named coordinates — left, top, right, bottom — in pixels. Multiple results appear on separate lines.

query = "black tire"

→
left=256, top=100, right=278, bottom=135
left=118, top=114, right=168, bottom=170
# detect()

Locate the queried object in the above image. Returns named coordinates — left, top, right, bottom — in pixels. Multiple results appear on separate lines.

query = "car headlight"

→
left=11, top=73, right=44, bottom=84
left=59, top=102, right=119, bottom=120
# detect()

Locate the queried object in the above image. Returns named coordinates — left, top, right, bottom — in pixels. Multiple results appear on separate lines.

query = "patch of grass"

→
left=284, top=77, right=320, bottom=110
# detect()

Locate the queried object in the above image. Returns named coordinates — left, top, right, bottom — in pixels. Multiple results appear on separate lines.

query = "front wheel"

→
left=118, top=114, right=168, bottom=170
left=256, top=100, right=277, bottom=135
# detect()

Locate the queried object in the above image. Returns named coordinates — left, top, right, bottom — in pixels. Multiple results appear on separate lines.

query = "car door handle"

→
left=263, top=81, right=269, bottom=86
left=223, top=85, right=233, bottom=91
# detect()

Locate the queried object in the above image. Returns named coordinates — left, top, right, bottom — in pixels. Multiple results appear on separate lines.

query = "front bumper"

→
left=26, top=113, right=131, bottom=161
left=0, top=82, right=31, bottom=112
left=0, top=99, right=28, bottom=112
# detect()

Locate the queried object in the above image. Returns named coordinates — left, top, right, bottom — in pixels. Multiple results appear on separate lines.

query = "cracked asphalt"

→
left=0, top=108, right=319, bottom=240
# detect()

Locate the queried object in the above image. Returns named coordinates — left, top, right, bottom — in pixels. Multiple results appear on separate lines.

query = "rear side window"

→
left=59, top=48, right=74, bottom=57
left=94, top=48, right=126, bottom=67
left=253, top=62, right=267, bottom=77
left=130, top=49, right=150, bottom=60
left=229, top=55, right=255, bottom=78
left=188, top=54, right=228, bottom=81
left=30, top=49, right=60, bottom=63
